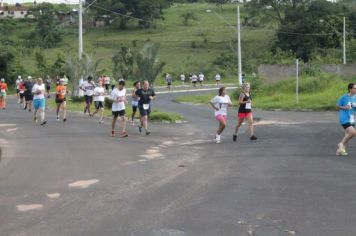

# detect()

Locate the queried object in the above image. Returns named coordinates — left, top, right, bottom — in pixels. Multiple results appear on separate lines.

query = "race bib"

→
left=1, top=89, right=5, bottom=93
left=143, top=104, right=150, bottom=110
left=350, top=115, right=355, bottom=124
left=246, top=102, right=252, bottom=109
left=20, top=91, right=24, bottom=94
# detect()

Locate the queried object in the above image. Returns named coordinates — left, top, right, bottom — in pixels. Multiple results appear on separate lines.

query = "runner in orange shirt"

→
left=0, top=78, right=8, bottom=110
left=55, top=79, right=67, bottom=122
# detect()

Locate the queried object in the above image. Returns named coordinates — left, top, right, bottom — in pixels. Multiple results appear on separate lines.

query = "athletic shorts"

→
left=215, top=114, right=227, bottom=123
left=95, top=101, right=104, bottom=109
left=132, top=106, right=138, bottom=113
left=138, top=104, right=151, bottom=117
left=85, top=95, right=93, bottom=104
left=167, top=82, right=172, bottom=86
left=342, top=123, right=355, bottom=129
left=25, top=92, right=33, bottom=101
left=56, top=97, right=66, bottom=104
left=46, top=86, right=51, bottom=91
left=16, top=89, right=20, bottom=94
left=112, top=110, right=125, bottom=118
left=0, top=92, right=6, bottom=97
left=33, top=99, right=45, bottom=109
left=238, top=112, right=252, bottom=119
left=20, top=93, right=25, bottom=98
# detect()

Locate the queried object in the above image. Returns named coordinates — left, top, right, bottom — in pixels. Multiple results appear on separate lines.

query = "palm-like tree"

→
left=135, top=43, right=166, bottom=86
left=64, top=54, right=103, bottom=97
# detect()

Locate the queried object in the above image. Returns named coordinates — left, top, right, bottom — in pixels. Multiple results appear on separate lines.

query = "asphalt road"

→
left=1, top=91, right=356, bottom=236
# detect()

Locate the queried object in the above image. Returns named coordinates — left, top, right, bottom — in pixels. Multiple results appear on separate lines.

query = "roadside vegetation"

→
left=174, top=74, right=354, bottom=111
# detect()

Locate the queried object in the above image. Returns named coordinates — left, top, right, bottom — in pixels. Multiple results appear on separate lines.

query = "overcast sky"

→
left=1, top=0, right=80, bottom=4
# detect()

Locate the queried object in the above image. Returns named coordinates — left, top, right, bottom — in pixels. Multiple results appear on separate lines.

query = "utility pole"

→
left=237, top=5, right=242, bottom=85
left=78, top=0, right=83, bottom=60
left=343, top=16, right=346, bottom=65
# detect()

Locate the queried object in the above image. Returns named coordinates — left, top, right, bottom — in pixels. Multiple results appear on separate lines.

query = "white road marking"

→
left=162, top=140, right=175, bottom=146
left=0, top=124, right=16, bottom=127
left=6, top=128, right=18, bottom=132
left=145, top=148, right=160, bottom=154
left=17, top=204, right=43, bottom=212
left=140, top=153, right=164, bottom=160
left=137, top=159, right=147, bottom=162
left=47, top=193, right=61, bottom=199
left=255, top=120, right=303, bottom=126
left=68, top=179, right=99, bottom=189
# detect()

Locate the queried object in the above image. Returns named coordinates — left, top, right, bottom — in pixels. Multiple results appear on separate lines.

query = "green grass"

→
left=47, top=97, right=184, bottom=122
left=174, top=74, right=354, bottom=111
left=12, top=3, right=274, bottom=81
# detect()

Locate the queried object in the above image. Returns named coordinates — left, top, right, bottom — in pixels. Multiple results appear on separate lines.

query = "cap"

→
left=1, top=78, right=5, bottom=82
left=18, top=75, right=21, bottom=79
left=28, top=76, right=32, bottom=79
left=59, top=78, right=65, bottom=82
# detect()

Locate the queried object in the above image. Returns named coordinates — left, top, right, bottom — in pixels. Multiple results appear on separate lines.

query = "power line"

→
left=91, top=4, right=165, bottom=26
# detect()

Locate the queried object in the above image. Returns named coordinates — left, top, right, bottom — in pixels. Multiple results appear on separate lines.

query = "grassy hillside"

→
left=13, top=3, right=275, bottom=81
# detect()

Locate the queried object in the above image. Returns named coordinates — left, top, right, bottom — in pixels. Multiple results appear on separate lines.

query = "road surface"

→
left=1, top=91, right=356, bottom=236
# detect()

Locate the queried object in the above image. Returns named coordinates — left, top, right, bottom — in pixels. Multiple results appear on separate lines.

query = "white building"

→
left=0, top=5, right=28, bottom=19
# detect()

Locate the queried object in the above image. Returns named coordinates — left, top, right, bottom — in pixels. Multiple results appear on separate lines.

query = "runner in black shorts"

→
left=135, top=80, right=156, bottom=135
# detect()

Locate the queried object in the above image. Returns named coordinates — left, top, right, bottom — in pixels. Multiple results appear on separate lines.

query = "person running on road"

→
left=0, top=78, right=8, bottom=110
left=111, top=80, right=128, bottom=138
left=180, top=73, right=185, bottom=86
left=131, top=81, right=141, bottom=125
left=55, top=79, right=67, bottom=122
left=32, top=78, right=47, bottom=125
left=92, top=80, right=105, bottom=123
left=210, top=86, right=232, bottom=143
left=80, top=76, right=96, bottom=116
left=24, top=76, right=34, bottom=112
left=16, top=75, right=21, bottom=103
left=135, top=80, right=156, bottom=135
left=45, top=75, right=52, bottom=98
left=198, top=72, right=204, bottom=87
left=336, top=83, right=356, bottom=156
left=19, top=79, right=26, bottom=108
left=233, top=82, right=257, bottom=141
left=215, top=73, right=221, bottom=87
left=191, top=73, right=198, bottom=87
left=165, top=73, right=173, bottom=91
left=104, top=75, right=110, bottom=92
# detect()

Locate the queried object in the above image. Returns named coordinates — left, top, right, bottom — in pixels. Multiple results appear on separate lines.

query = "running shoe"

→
left=215, top=134, right=221, bottom=143
left=336, top=149, right=348, bottom=156
left=233, top=134, right=237, bottom=142
left=99, top=119, right=104, bottom=124
left=40, top=121, right=47, bottom=126
left=83, top=108, right=87, bottom=114
left=138, top=125, right=142, bottom=133
left=121, top=132, right=128, bottom=138
left=33, top=117, right=37, bottom=123
left=28, top=109, right=31, bottom=112
left=111, top=131, right=115, bottom=137
left=63, top=118, right=67, bottom=122
left=146, top=130, right=151, bottom=136
left=338, top=143, right=346, bottom=152
left=56, top=117, right=60, bottom=122
left=250, top=136, right=258, bottom=141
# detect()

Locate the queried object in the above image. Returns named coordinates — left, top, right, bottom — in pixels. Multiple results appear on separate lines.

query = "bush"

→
left=104, top=97, right=112, bottom=109
left=70, top=96, right=85, bottom=103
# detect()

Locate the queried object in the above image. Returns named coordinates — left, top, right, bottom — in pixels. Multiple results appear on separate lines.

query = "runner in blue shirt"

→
left=336, top=83, right=356, bottom=156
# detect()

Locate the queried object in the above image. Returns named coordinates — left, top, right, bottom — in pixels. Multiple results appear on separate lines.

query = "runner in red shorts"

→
left=233, top=82, right=257, bottom=141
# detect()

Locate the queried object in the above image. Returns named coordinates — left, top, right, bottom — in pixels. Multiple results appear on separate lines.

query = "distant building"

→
left=0, top=5, right=29, bottom=19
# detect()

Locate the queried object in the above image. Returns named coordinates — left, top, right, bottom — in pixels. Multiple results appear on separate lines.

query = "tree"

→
left=35, top=50, right=48, bottom=77
left=112, top=45, right=134, bottom=80
left=274, top=0, right=345, bottom=61
left=64, top=54, right=104, bottom=97
left=87, top=0, right=173, bottom=29
left=28, top=3, right=63, bottom=48
left=134, top=43, right=166, bottom=86
left=50, top=53, right=66, bottom=77
left=0, top=50, right=15, bottom=80
left=180, top=12, right=198, bottom=26
left=206, top=0, right=230, bottom=9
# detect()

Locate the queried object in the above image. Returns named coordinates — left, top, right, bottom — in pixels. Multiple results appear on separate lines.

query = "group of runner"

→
left=174, top=72, right=221, bottom=87
left=210, top=82, right=257, bottom=144
left=10, top=75, right=158, bottom=137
